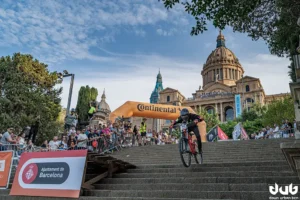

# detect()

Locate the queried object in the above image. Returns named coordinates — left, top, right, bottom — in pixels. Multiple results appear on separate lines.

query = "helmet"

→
left=180, top=108, right=189, bottom=122
left=71, top=108, right=75, bottom=112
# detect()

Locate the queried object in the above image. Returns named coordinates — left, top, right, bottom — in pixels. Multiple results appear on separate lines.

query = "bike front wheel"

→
left=179, top=138, right=191, bottom=167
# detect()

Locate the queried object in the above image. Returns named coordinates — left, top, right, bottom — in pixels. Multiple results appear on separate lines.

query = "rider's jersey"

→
left=173, top=113, right=202, bottom=127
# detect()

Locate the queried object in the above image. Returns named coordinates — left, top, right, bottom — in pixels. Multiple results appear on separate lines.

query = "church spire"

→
left=156, top=69, right=162, bottom=83
left=216, top=29, right=226, bottom=48
left=101, top=88, right=106, bottom=100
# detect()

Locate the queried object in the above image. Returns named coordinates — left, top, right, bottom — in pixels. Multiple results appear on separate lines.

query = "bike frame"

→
left=180, top=124, right=197, bottom=154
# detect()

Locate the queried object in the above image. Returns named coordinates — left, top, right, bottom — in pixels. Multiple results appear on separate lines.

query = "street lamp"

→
left=57, top=71, right=75, bottom=115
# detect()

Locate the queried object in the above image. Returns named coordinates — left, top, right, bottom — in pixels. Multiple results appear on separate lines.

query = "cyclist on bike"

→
left=170, top=108, right=203, bottom=153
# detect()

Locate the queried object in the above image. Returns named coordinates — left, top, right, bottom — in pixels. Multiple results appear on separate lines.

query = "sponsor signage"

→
left=234, top=94, right=242, bottom=118
left=137, top=104, right=177, bottom=113
left=10, top=150, right=87, bottom=198
left=0, top=151, right=13, bottom=188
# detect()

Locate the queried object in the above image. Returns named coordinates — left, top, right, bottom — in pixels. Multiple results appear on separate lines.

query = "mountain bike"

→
left=178, top=122, right=203, bottom=167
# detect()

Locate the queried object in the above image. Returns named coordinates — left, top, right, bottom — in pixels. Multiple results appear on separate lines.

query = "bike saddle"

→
left=189, top=131, right=195, bottom=135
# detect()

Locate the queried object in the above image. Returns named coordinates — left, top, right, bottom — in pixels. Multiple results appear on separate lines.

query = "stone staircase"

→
left=1, top=138, right=300, bottom=200
left=83, top=138, right=300, bottom=200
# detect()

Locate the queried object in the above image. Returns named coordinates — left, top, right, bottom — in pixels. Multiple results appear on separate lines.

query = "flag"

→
left=217, top=126, right=228, bottom=140
left=232, top=123, right=242, bottom=140
left=232, top=123, right=249, bottom=140
left=241, top=127, right=249, bottom=140
left=206, top=126, right=218, bottom=142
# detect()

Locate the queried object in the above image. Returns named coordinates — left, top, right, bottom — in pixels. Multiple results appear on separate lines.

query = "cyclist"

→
left=170, top=108, right=203, bottom=154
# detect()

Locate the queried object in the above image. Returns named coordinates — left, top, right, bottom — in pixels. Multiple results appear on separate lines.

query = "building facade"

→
left=158, top=31, right=289, bottom=126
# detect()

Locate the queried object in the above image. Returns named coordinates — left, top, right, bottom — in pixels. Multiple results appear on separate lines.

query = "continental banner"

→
left=10, top=150, right=88, bottom=198
left=109, top=101, right=195, bottom=122
left=0, top=151, right=13, bottom=188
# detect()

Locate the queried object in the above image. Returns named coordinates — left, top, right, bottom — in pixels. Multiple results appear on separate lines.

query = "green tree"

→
left=90, top=87, right=98, bottom=101
left=75, top=86, right=98, bottom=123
left=0, top=53, right=62, bottom=143
left=241, top=109, right=259, bottom=122
left=197, top=108, right=220, bottom=131
left=243, top=119, right=264, bottom=134
left=262, top=96, right=295, bottom=126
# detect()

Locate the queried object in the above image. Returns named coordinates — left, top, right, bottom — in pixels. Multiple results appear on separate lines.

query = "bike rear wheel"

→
left=179, top=138, right=191, bottom=167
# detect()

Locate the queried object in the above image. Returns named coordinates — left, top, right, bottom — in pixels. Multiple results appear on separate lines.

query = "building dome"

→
left=97, top=89, right=111, bottom=114
left=204, top=47, right=240, bottom=68
left=201, top=30, right=244, bottom=88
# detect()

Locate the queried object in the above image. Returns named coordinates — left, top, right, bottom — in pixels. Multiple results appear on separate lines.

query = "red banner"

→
left=0, top=151, right=13, bottom=188
left=241, top=127, right=249, bottom=140
left=10, top=150, right=87, bottom=198
left=217, top=126, right=229, bottom=140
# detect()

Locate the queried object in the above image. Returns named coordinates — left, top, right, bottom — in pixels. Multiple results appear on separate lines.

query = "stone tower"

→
left=150, top=70, right=164, bottom=103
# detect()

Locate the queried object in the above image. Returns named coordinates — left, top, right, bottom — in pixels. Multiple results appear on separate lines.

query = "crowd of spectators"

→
left=0, top=119, right=179, bottom=156
left=249, top=119, right=296, bottom=139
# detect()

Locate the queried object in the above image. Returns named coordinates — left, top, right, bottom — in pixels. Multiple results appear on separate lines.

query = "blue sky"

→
left=0, top=0, right=290, bottom=111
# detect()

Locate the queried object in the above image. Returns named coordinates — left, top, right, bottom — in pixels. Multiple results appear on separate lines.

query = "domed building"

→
left=90, top=89, right=111, bottom=126
left=157, top=31, right=289, bottom=126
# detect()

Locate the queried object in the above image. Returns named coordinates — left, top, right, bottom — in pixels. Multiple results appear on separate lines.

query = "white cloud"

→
left=156, top=28, right=177, bottom=36
left=59, top=52, right=290, bottom=111
left=0, top=0, right=189, bottom=64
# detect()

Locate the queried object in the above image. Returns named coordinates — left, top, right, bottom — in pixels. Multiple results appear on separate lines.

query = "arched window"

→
left=225, top=106, right=234, bottom=121
left=245, top=85, right=250, bottom=92
left=206, top=106, right=214, bottom=114
left=167, top=96, right=170, bottom=102
left=246, top=98, right=254, bottom=103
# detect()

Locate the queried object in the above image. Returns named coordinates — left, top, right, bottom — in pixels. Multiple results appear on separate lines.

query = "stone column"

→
left=220, top=102, right=223, bottom=122
left=215, top=103, right=218, bottom=114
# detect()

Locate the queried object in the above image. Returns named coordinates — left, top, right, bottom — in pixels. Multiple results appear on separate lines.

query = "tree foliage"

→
left=90, top=87, right=98, bottom=101
left=75, top=86, right=98, bottom=123
left=197, top=107, right=220, bottom=131
left=160, top=0, right=300, bottom=82
left=262, top=96, right=295, bottom=126
left=0, top=53, right=62, bottom=144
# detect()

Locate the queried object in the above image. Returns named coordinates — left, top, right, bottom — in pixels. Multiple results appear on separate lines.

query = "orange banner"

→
left=109, top=101, right=196, bottom=122
left=0, top=151, right=13, bottom=188
left=109, top=101, right=207, bottom=141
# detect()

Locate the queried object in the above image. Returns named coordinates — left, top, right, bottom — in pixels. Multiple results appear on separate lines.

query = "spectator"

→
left=60, top=136, right=68, bottom=150
left=49, top=136, right=60, bottom=150
left=88, top=103, right=96, bottom=120
left=68, top=135, right=77, bottom=150
left=0, top=128, right=17, bottom=151
left=65, top=108, right=78, bottom=131
left=41, top=140, right=49, bottom=150
left=132, top=125, right=138, bottom=146
left=140, top=118, right=147, bottom=146
left=68, top=126, right=76, bottom=136
left=77, top=130, right=88, bottom=149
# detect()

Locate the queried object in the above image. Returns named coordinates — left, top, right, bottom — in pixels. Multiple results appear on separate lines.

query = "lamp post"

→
left=58, top=70, right=75, bottom=115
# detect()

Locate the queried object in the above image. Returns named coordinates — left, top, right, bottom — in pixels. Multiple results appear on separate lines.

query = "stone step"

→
left=126, top=166, right=289, bottom=173
left=83, top=190, right=300, bottom=199
left=93, top=183, right=271, bottom=191
left=113, top=171, right=296, bottom=178
left=100, top=176, right=300, bottom=184
left=135, top=161, right=289, bottom=168
left=0, top=195, right=233, bottom=200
